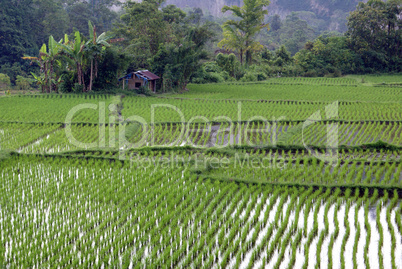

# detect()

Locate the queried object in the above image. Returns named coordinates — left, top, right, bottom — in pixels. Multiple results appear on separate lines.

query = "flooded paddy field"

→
left=0, top=155, right=401, bottom=268
left=2, top=121, right=401, bottom=154
left=0, top=84, right=401, bottom=267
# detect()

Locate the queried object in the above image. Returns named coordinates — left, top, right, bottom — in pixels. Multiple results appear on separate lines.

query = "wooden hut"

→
left=119, top=70, right=160, bottom=93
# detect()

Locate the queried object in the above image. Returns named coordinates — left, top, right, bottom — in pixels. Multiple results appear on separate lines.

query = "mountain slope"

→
left=162, top=0, right=362, bottom=19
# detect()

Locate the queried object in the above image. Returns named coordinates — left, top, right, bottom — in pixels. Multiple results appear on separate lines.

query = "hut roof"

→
left=119, top=70, right=160, bottom=81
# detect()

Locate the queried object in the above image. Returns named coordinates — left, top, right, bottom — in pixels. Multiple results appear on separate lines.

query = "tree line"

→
left=0, top=0, right=400, bottom=93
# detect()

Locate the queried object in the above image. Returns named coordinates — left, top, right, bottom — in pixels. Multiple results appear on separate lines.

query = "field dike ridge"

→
left=1, top=119, right=402, bottom=126
left=200, top=175, right=402, bottom=197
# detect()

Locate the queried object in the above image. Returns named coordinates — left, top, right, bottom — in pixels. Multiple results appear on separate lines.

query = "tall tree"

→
left=62, top=0, right=120, bottom=33
left=294, top=36, right=361, bottom=74
left=117, top=0, right=172, bottom=69
left=0, top=0, right=37, bottom=69
left=60, top=31, right=87, bottom=91
left=86, top=21, right=111, bottom=92
left=346, top=0, right=402, bottom=71
left=218, top=28, right=248, bottom=64
left=271, top=14, right=282, bottom=31
left=218, top=0, right=270, bottom=65
left=31, top=0, right=69, bottom=45
left=150, top=24, right=213, bottom=91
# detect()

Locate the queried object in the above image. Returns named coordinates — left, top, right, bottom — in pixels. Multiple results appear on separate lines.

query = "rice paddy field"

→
left=0, top=76, right=401, bottom=268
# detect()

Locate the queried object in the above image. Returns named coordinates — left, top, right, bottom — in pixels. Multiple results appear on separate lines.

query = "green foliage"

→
left=25, top=35, right=65, bottom=93
left=219, top=0, right=270, bottom=65
left=59, top=72, right=76, bottom=93
left=0, top=0, right=119, bottom=88
left=240, top=72, right=257, bottom=82
left=118, top=0, right=176, bottom=70
left=73, top=83, right=84, bottom=93
left=275, top=45, right=292, bottom=65
left=92, top=48, right=131, bottom=91
left=346, top=0, right=402, bottom=72
left=0, top=0, right=38, bottom=66
left=135, top=85, right=153, bottom=96
left=1, top=0, right=399, bottom=86
left=192, top=71, right=226, bottom=84
left=24, top=21, right=113, bottom=93
left=240, top=65, right=267, bottom=82
left=30, top=0, right=69, bottom=46
left=216, top=53, right=241, bottom=78
left=150, top=25, right=213, bottom=91
left=279, top=13, right=315, bottom=55
left=85, top=21, right=112, bottom=92
left=162, top=4, right=187, bottom=23
left=15, top=76, right=33, bottom=91
left=294, top=36, right=362, bottom=75
left=63, top=0, right=119, bottom=34
left=0, top=62, right=34, bottom=85
left=259, top=48, right=274, bottom=62
left=192, top=53, right=242, bottom=84
left=59, top=31, right=87, bottom=92
left=195, top=46, right=299, bottom=84
left=0, top=73, right=11, bottom=89
left=116, top=0, right=215, bottom=92
left=271, top=14, right=282, bottom=31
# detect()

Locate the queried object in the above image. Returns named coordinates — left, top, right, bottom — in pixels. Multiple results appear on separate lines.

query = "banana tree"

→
left=45, top=36, right=63, bottom=92
left=60, top=31, right=87, bottom=92
left=23, top=36, right=62, bottom=92
left=86, top=21, right=111, bottom=92
left=30, top=72, right=62, bottom=93
left=30, top=72, right=46, bottom=93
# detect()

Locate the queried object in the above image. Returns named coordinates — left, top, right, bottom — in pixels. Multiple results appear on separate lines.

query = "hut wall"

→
left=128, top=78, right=145, bottom=89
left=149, top=81, right=156, bottom=92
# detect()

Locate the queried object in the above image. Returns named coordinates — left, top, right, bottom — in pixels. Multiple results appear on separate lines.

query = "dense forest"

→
left=0, top=0, right=401, bottom=93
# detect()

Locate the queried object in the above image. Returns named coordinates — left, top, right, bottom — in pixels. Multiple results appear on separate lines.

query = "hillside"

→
left=160, top=0, right=365, bottom=32
left=162, top=0, right=361, bottom=17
